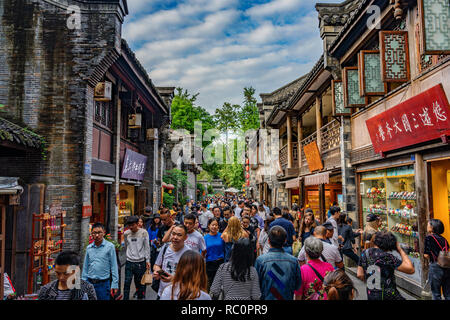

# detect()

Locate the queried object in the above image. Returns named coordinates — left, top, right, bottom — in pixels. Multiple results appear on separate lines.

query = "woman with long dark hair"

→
left=204, top=218, right=225, bottom=289
left=424, top=219, right=450, bottom=300
left=357, top=231, right=414, bottom=300
left=299, top=212, right=317, bottom=245
left=209, top=238, right=261, bottom=300
left=147, top=213, right=162, bottom=272
left=160, top=250, right=211, bottom=300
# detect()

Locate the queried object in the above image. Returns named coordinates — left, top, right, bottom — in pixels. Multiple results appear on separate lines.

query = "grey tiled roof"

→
left=315, top=0, right=362, bottom=27
left=0, top=117, right=43, bottom=149
left=260, top=74, right=309, bottom=106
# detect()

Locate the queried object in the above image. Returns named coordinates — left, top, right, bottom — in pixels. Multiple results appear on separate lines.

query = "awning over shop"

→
left=285, top=177, right=301, bottom=189
left=304, top=172, right=329, bottom=186
left=0, top=177, right=23, bottom=195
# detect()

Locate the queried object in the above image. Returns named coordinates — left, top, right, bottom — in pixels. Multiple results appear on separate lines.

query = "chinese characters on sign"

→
left=121, top=149, right=148, bottom=181
left=366, top=84, right=450, bottom=154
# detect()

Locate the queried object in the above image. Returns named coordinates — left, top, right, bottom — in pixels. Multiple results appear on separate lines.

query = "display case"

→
left=359, top=165, right=421, bottom=283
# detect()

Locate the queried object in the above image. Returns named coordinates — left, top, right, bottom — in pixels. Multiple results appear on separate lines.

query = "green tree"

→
left=239, top=87, right=260, bottom=132
left=171, top=88, right=215, bottom=134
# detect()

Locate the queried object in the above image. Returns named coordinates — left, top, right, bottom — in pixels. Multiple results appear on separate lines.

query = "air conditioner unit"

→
left=147, top=128, right=159, bottom=140
left=128, top=113, right=142, bottom=128
left=94, top=81, right=112, bottom=101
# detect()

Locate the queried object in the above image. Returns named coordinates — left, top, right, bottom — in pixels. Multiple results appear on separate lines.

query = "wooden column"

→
left=298, top=117, right=303, bottom=170
left=415, top=153, right=429, bottom=291
left=287, top=115, right=293, bottom=169
left=315, top=96, right=322, bottom=151
left=319, top=184, right=326, bottom=224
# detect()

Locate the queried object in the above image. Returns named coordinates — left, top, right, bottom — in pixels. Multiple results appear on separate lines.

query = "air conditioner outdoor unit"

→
left=128, top=113, right=142, bottom=128
left=94, top=81, right=112, bottom=101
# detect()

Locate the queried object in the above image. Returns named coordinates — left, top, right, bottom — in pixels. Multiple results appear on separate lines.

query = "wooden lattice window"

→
left=94, top=101, right=113, bottom=129
left=418, top=0, right=450, bottom=55
left=332, top=80, right=351, bottom=116
left=380, top=31, right=410, bottom=82
left=358, top=50, right=387, bottom=96
left=343, top=67, right=366, bottom=108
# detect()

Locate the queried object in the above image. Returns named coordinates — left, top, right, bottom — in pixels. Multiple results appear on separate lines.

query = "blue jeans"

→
left=428, top=262, right=450, bottom=300
left=283, top=246, right=293, bottom=255
left=89, top=279, right=111, bottom=300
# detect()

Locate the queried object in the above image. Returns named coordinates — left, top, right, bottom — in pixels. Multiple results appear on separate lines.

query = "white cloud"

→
left=123, top=0, right=326, bottom=113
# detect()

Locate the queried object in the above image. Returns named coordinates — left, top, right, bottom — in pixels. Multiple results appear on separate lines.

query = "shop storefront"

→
left=357, top=163, right=422, bottom=285
left=118, top=148, right=147, bottom=233
left=303, top=172, right=342, bottom=223
left=354, top=83, right=450, bottom=296
left=429, top=159, right=450, bottom=242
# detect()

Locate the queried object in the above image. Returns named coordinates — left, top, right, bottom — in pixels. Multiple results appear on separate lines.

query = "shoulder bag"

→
left=431, top=235, right=450, bottom=268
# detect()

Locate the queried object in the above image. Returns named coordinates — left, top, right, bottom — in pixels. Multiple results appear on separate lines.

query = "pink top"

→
left=295, top=259, right=334, bottom=300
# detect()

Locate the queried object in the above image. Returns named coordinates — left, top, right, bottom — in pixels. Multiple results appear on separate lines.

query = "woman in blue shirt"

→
left=204, top=218, right=225, bottom=289
left=147, top=213, right=162, bottom=272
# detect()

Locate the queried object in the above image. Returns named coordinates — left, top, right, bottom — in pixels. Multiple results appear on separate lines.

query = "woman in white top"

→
left=160, top=250, right=211, bottom=300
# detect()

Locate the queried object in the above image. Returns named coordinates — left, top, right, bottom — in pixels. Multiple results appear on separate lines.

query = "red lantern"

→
left=246, top=166, right=249, bottom=172
left=246, top=180, right=250, bottom=186
left=246, top=159, right=249, bottom=165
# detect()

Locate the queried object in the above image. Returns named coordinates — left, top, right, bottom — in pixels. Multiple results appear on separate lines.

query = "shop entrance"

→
left=430, top=159, right=450, bottom=242
left=90, top=181, right=109, bottom=226
left=305, top=183, right=342, bottom=222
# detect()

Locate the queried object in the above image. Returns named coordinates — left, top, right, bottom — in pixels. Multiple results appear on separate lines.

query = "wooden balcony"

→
left=280, top=142, right=298, bottom=171
left=299, top=119, right=341, bottom=175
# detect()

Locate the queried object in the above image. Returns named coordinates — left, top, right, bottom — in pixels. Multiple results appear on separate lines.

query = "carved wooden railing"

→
left=320, top=119, right=341, bottom=153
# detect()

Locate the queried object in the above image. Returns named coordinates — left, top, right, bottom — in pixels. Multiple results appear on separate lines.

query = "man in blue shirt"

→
left=82, top=223, right=119, bottom=300
left=269, top=207, right=296, bottom=255
left=255, top=226, right=301, bottom=300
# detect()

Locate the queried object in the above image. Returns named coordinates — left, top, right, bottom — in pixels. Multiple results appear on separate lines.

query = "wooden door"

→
left=136, top=189, right=147, bottom=216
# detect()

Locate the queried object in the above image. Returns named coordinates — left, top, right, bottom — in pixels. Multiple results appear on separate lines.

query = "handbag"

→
left=151, top=244, right=169, bottom=292
left=292, top=240, right=302, bottom=257
left=141, top=269, right=153, bottom=285
left=431, top=235, right=450, bottom=269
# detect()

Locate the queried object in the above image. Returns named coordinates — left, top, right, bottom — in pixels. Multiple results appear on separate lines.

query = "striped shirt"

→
left=209, top=262, right=261, bottom=300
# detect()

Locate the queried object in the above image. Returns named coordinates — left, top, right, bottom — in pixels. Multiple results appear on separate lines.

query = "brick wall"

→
left=0, top=0, right=126, bottom=252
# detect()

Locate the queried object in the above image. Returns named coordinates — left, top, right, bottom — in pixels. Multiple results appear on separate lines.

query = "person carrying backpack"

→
left=424, top=219, right=450, bottom=300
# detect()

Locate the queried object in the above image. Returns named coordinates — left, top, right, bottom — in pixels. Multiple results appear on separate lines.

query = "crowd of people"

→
left=9, top=195, right=447, bottom=301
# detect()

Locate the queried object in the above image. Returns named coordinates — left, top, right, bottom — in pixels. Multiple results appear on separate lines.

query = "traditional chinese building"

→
left=0, top=0, right=174, bottom=295
left=327, top=0, right=449, bottom=297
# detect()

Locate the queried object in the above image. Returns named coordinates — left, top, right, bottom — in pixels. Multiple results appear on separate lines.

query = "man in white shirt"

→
left=153, top=224, right=190, bottom=299
left=234, top=200, right=244, bottom=219
left=297, top=226, right=344, bottom=269
left=198, top=203, right=213, bottom=232
left=183, top=214, right=207, bottom=257
left=326, top=206, right=341, bottom=247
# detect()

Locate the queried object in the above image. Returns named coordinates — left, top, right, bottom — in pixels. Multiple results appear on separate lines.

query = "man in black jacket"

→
left=38, top=251, right=97, bottom=300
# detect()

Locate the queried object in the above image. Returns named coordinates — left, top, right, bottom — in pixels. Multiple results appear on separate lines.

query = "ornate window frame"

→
left=343, top=67, right=367, bottom=108
left=358, top=50, right=387, bottom=96
left=380, top=31, right=411, bottom=83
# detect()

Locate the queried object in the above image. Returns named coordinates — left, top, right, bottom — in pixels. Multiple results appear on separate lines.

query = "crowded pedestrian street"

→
left=1, top=0, right=450, bottom=311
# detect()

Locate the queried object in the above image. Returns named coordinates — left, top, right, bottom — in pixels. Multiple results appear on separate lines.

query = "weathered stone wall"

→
left=0, top=0, right=126, bottom=252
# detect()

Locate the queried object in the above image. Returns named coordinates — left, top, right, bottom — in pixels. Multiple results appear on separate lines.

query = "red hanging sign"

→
left=366, top=84, right=450, bottom=154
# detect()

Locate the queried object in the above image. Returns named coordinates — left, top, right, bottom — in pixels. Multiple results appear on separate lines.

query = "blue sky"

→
left=123, top=0, right=338, bottom=113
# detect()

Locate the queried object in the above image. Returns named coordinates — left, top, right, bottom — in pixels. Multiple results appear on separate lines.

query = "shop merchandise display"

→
left=360, top=165, right=420, bottom=282
left=27, top=211, right=66, bottom=294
